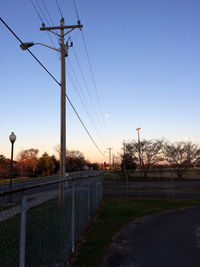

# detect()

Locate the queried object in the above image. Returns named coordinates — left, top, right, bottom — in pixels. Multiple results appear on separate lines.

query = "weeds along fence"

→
left=0, top=171, right=104, bottom=267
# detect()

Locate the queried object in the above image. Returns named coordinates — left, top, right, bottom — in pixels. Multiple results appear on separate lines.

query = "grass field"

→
left=104, top=185, right=200, bottom=192
left=70, top=197, right=200, bottom=267
left=103, top=170, right=200, bottom=182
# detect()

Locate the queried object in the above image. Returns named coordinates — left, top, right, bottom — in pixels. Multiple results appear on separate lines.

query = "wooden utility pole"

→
left=40, top=18, right=83, bottom=207
left=107, top=148, right=113, bottom=169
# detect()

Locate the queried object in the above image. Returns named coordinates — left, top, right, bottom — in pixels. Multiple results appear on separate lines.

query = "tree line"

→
left=0, top=149, right=99, bottom=179
left=121, top=139, right=200, bottom=179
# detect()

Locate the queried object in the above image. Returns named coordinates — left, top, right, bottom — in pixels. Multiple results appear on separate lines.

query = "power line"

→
left=42, top=0, right=55, bottom=25
left=55, top=0, right=63, bottom=18
left=80, top=30, right=109, bottom=133
left=0, top=18, right=60, bottom=86
left=72, top=47, right=103, bottom=128
left=67, top=64, right=107, bottom=148
left=30, top=0, right=43, bottom=23
left=72, top=0, right=80, bottom=22
left=41, top=0, right=60, bottom=44
left=68, top=58, right=95, bottom=122
left=71, top=0, right=105, bottom=122
left=30, top=0, right=57, bottom=49
left=0, top=17, right=107, bottom=158
left=66, top=95, right=106, bottom=158
left=35, top=0, right=51, bottom=25
left=71, top=0, right=111, bottom=144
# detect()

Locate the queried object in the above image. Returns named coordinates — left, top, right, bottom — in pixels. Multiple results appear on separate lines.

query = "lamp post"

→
left=136, top=127, right=142, bottom=143
left=9, top=132, right=16, bottom=201
left=123, top=140, right=126, bottom=173
left=136, top=127, right=142, bottom=169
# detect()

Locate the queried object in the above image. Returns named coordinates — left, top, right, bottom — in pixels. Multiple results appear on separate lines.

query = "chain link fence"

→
left=0, top=171, right=103, bottom=267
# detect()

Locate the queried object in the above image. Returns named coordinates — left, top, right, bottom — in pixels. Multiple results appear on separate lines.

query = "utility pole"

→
left=40, top=18, right=83, bottom=207
left=112, top=154, right=115, bottom=167
left=107, top=148, right=113, bottom=169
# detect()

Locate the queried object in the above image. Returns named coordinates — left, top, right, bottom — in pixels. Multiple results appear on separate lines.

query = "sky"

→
left=0, top=0, right=200, bottom=163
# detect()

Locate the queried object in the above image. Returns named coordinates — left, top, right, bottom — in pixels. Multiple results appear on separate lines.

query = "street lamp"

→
left=20, top=42, right=60, bottom=52
left=136, top=127, right=142, bottom=143
left=136, top=127, right=142, bottom=168
left=9, top=132, right=16, bottom=200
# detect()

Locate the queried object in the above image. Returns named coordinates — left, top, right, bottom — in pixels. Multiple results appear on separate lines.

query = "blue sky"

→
left=1, top=0, right=200, bottom=162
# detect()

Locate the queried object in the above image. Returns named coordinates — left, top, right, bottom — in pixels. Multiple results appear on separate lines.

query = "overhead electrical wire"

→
left=30, top=0, right=56, bottom=49
left=72, top=47, right=103, bottom=127
left=68, top=60, right=95, bottom=121
left=42, top=0, right=55, bottom=25
left=72, top=0, right=80, bottom=22
left=55, top=0, right=63, bottom=18
left=72, top=0, right=111, bottom=143
left=33, top=0, right=105, bottom=148
left=35, top=0, right=51, bottom=25
left=30, top=0, right=43, bottom=23
left=68, top=54, right=99, bottom=127
left=31, top=0, right=106, bottom=150
left=80, top=30, right=111, bottom=140
left=30, top=0, right=108, bottom=153
left=0, top=17, right=107, bottom=158
left=67, top=65, right=107, bottom=148
left=65, top=95, right=106, bottom=157
left=41, top=0, right=60, bottom=45
left=46, top=0, right=108, bottom=147
left=37, top=0, right=107, bottom=149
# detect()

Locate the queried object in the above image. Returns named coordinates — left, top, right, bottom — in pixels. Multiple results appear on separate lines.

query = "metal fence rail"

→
left=0, top=171, right=104, bottom=267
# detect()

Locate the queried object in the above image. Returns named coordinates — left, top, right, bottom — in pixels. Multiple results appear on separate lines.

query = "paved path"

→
left=102, top=206, right=200, bottom=267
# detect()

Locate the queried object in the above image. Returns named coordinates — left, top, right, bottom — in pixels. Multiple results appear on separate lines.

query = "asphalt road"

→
left=0, top=171, right=102, bottom=203
left=103, top=206, right=200, bottom=267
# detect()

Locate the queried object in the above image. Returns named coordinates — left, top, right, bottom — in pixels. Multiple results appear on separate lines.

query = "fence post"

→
left=101, top=174, right=103, bottom=201
left=126, top=171, right=129, bottom=197
left=98, top=176, right=100, bottom=203
left=71, top=180, right=75, bottom=253
left=96, top=176, right=98, bottom=209
left=19, top=192, right=27, bottom=267
left=98, top=176, right=101, bottom=205
left=87, top=178, right=91, bottom=224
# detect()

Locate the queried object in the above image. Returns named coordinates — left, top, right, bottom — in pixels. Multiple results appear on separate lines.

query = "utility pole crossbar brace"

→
left=40, top=18, right=83, bottom=207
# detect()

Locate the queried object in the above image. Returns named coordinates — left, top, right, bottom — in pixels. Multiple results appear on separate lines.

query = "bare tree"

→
left=125, top=139, right=164, bottom=177
left=163, top=141, right=200, bottom=179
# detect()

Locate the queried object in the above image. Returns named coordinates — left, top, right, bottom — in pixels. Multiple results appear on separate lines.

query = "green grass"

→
left=0, top=196, right=73, bottom=267
left=104, top=185, right=180, bottom=191
left=105, top=185, right=200, bottom=192
left=71, top=197, right=200, bottom=267
left=104, top=170, right=200, bottom=182
left=181, top=186, right=200, bottom=192
left=103, top=171, right=125, bottom=182
left=0, top=191, right=92, bottom=267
